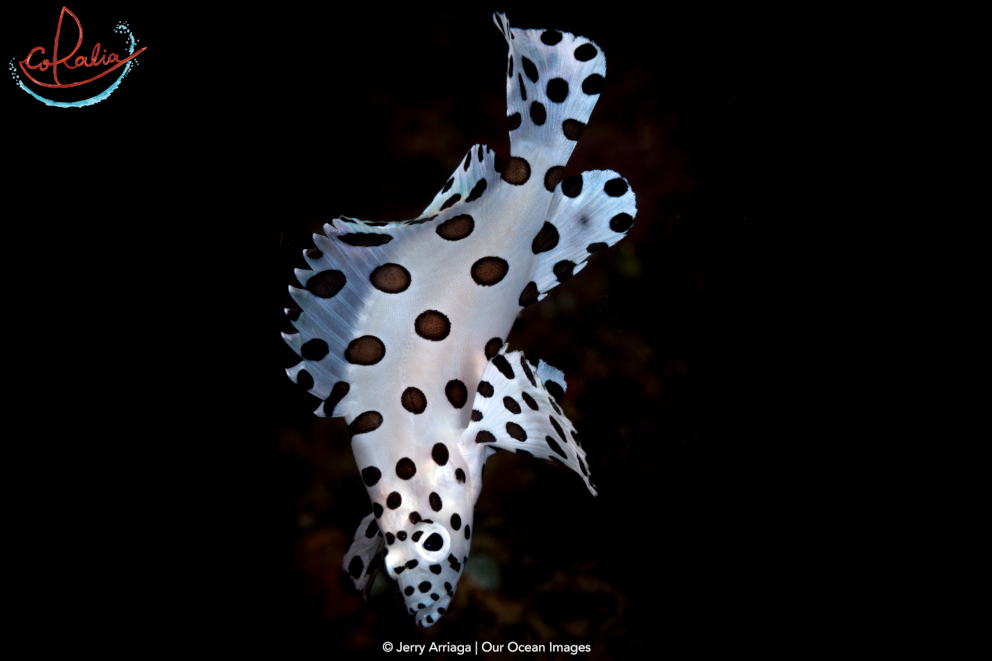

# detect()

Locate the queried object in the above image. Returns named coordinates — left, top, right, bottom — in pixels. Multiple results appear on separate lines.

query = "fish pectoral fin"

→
left=460, top=347, right=596, bottom=495
left=342, top=511, right=386, bottom=601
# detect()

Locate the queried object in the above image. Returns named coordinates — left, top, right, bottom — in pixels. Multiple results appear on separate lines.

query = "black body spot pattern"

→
left=373, top=502, right=383, bottom=518
left=436, top=214, right=474, bottom=241
left=370, top=263, right=411, bottom=293
left=429, top=492, right=443, bottom=512
left=396, top=458, right=417, bottom=480
left=501, top=156, right=531, bottom=185
left=306, top=270, right=346, bottom=298
left=579, top=457, right=588, bottom=476
left=587, top=242, right=608, bottom=253
left=465, top=178, right=487, bottom=203
left=477, top=145, right=484, bottom=161
left=562, top=119, right=585, bottom=141
left=546, top=78, right=569, bottom=103
left=519, top=281, right=539, bottom=307
left=574, top=43, right=597, bottom=61
left=503, top=396, right=521, bottom=414
left=445, top=380, right=468, bottom=408
left=440, top=194, right=461, bottom=210
left=412, top=530, right=423, bottom=542
left=406, top=559, right=419, bottom=569
left=397, top=531, right=407, bottom=541
left=530, top=101, right=547, bottom=126
left=485, top=338, right=503, bottom=360
left=518, top=73, right=527, bottom=101
left=401, top=387, right=427, bottom=414
left=545, top=380, right=565, bottom=403
left=508, top=54, right=513, bottom=77
left=338, top=233, right=392, bottom=247
left=492, top=355, right=515, bottom=380
left=464, top=525, right=471, bottom=540
left=450, top=513, right=461, bottom=531
left=348, top=555, right=364, bottom=579
left=387, top=492, right=402, bottom=509
left=430, top=564, right=442, bottom=575
left=365, top=518, right=379, bottom=538
left=553, top=260, right=576, bottom=282
left=423, top=533, right=443, bottom=551
left=471, top=409, right=483, bottom=422
left=521, top=391, right=539, bottom=410
left=561, top=174, right=583, bottom=198
left=521, top=360, right=536, bottom=386
left=361, top=466, right=382, bottom=486
left=471, top=257, right=509, bottom=286
left=522, top=56, right=539, bottom=82
left=349, top=411, right=383, bottom=435
left=463, top=151, right=471, bottom=171
left=297, top=370, right=313, bottom=390
left=432, top=442, right=449, bottom=466
left=605, top=178, right=629, bottom=197
left=549, top=399, right=562, bottom=414
left=545, top=435, right=568, bottom=458
left=442, top=177, right=454, bottom=193
left=610, top=212, right=634, bottom=232
left=544, top=166, right=565, bottom=192
left=419, top=581, right=431, bottom=593
left=323, top=381, right=350, bottom=417
left=410, top=512, right=422, bottom=525
left=494, top=153, right=502, bottom=173
left=346, top=336, right=386, bottom=365
left=404, top=586, right=415, bottom=596
left=415, top=310, right=451, bottom=341
left=506, top=422, right=527, bottom=441
left=541, top=30, right=562, bottom=45
left=549, top=416, right=568, bottom=442
left=386, top=532, right=395, bottom=545
left=455, top=468, right=466, bottom=483
left=475, top=430, right=496, bottom=444
left=532, top=222, right=560, bottom=254
left=301, top=338, right=328, bottom=361
left=477, top=381, right=494, bottom=398
left=507, top=112, right=521, bottom=131
left=517, top=449, right=533, bottom=457
left=582, top=74, right=604, bottom=95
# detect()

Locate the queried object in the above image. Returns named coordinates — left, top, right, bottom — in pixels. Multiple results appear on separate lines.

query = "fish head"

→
left=383, top=507, right=472, bottom=627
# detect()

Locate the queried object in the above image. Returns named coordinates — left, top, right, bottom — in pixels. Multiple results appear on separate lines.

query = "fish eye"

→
left=423, top=533, right=443, bottom=551
left=410, top=520, right=450, bottom=563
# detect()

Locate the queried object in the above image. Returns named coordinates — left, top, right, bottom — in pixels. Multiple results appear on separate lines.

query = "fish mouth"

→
left=411, top=595, right=452, bottom=628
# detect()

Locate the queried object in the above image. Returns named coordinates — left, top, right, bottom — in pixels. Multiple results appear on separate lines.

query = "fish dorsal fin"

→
left=460, top=347, right=596, bottom=495
left=283, top=153, right=504, bottom=419
left=342, top=511, right=386, bottom=601
left=493, top=12, right=607, bottom=180
left=520, top=169, right=637, bottom=306
left=419, top=144, right=502, bottom=219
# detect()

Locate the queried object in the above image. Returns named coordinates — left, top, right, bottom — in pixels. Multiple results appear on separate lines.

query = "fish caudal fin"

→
left=460, top=347, right=596, bottom=495
left=494, top=12, right=607, bottom=179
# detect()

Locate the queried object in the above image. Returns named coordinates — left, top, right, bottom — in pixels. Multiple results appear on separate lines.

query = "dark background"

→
left=7, top=2, right=842, bottom=656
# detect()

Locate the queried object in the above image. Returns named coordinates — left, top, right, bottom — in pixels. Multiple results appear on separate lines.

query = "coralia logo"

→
left=10, top=6, right=147, bottom=107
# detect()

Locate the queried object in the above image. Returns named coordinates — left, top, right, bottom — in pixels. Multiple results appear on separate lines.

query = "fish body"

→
left=283, top=13, right=636, bottom=627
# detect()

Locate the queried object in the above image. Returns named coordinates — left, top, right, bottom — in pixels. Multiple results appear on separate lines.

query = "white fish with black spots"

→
left=283, top=12, right=637, bottom=627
